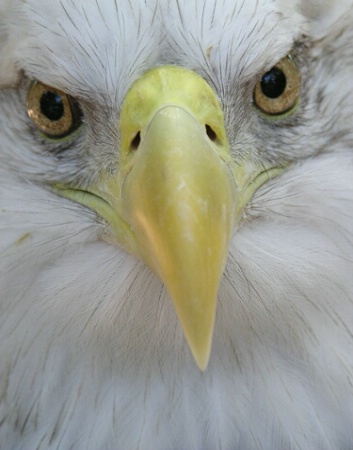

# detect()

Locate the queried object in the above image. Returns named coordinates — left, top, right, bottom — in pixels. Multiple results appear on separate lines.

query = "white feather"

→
left=0, top=1, right=352, bottom=449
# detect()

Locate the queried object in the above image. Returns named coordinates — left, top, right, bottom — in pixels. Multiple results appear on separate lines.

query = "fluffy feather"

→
left=0, top=1, right=352, bottom=449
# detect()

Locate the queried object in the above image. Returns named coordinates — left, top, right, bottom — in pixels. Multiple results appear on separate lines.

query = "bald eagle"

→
left=0, top=0, right=352, bottom=448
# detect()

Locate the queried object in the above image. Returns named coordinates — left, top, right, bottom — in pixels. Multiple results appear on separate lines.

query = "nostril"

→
left=130, top=131, right=141, bottom=150
left=205, top=124, right=217, bottom=142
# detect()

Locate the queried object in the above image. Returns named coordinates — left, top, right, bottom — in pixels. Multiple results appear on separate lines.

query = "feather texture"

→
left=0, top=0, right=352, bottom=449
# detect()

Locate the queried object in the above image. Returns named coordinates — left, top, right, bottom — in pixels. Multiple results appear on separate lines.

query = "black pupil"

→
left=260, top=67, right=287, bottom=99
left=40, top=91, right=65, bottom=121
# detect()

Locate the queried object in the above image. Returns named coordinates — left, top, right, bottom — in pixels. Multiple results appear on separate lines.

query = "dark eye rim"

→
left=27, top=82, right=84, bottom=139
left=253, top=56, right=301, bottom=116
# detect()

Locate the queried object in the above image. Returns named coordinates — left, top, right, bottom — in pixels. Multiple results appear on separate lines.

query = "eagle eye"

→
left=27, top=82, right=83, bottom=139
left=254, top=56, right=301, bottom=116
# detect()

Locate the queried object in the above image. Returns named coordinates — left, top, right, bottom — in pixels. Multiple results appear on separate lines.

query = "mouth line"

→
left=250, top=166, right=286, bottom=188
left=53, top=184, right=138, bottom=253
left=53, top=165, right=284, bottom=250
left=232, top=165, right=286, bottom=220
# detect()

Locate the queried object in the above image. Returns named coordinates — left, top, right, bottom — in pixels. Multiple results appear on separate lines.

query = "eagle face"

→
left=0, top=0, right=352, bottom=449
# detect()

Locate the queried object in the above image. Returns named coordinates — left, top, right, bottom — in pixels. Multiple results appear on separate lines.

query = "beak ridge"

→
left=122, top=106, right=235, bottom=370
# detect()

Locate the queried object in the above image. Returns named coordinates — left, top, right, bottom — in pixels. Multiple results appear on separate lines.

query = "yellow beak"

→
left=55, top=66, right=283, bottom=370
left=122, top=104, right=235, bottom=369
